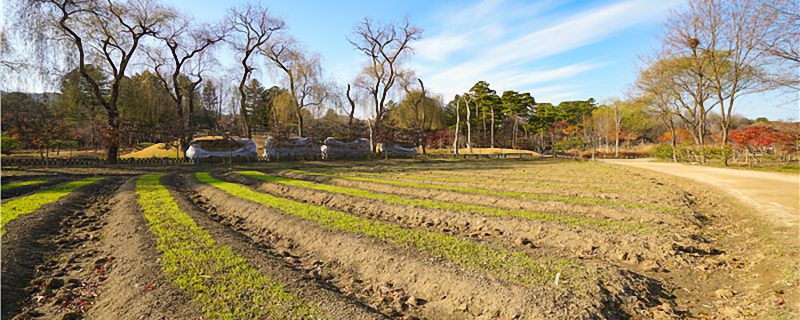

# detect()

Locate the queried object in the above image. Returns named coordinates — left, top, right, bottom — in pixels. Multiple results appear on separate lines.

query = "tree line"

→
left=2, top=0, right=797, bottom=164
left=634, top=0, right=798, bottom=165
left=3, top=0, right=438, bottom=162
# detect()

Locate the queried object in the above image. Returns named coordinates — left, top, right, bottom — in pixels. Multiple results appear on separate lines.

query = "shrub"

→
left=1, top=133, right=22, bottom=155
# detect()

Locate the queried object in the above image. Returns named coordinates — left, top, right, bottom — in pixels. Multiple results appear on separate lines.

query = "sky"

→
left=5, top=0, right=798, bottom=120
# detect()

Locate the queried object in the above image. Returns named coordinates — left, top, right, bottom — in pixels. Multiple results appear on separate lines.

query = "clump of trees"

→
left=635, top=0, right=798, bottom=165
left=2, top=0, right=795, bottom=164
left=3, top=0, right=447, bottom=160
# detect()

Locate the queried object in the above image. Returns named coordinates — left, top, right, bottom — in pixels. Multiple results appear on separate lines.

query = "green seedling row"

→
left=198, top=172, right=579, bottom=288
left=135, top=174, right=320, bottom=319
left=341, top=170, right=644, bottom=195
left=1, top=178, right=50, bottom=192
left=306, top=165, right=655, bottom=187
left=235, top=171, right=650, bottom=233
left=1, top=177, right=106, bottom=235
left=289, top=169, right=675, bottom=212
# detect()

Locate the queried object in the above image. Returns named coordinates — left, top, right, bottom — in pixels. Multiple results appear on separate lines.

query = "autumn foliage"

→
left=729, top=125, right=795, bottom=153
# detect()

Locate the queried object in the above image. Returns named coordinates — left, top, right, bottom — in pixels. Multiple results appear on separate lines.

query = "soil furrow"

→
left=1, top=177, right=122, bottom=319
left=163, top=173, right=387, bottom=319
left=84, top=178, right=202, bottom=320
left=281, top=170, right=700, bottom=230
left=189, top=172, right=678, bottom=319
left=288, top=169, right=675, bottom=212
left=221, top=170, right=695, bottom=269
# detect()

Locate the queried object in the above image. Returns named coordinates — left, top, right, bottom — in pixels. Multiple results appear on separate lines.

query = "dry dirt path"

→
left=603, top=158, right=799, bottom=230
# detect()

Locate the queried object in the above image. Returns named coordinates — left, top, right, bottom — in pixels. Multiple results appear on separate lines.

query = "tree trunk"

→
left=466, top=99, right=472, bottom=153
left=453, top=100, right=460, bottom=155
left=669, top=119, right=678, bottom=163
left=490, top=107, right=495, bottom=149
left=296, top=111, right=304, bottom=137
left=346, top=83, right=357, bottom=140
left=106, top=110, right=120, bottom=163
left=482, top=108, right=487, bottom=147
left=367, top=119, right=374, bottom=155
left=239, top=78, right=251, bottom=139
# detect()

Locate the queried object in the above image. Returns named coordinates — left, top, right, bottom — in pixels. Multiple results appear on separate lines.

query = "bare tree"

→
left=665, top=0, right=780, bottom=165
left=636, top=57, right=682, bottom=162
left=226, top=2, right=284, bottom=139
left=263, top=37, right=326, bottom=138
left=662, top=5, right=722, bottom=162
left=348, top=17, right=421, bottom=151
left=22, top=0, right=174, bottom=163
left=702, top=0, right=770, bottom=146
left=150, top=14, right=226, bottom=156
left=611, top=100, right=623, bottom=158
left=400, top=74, right=429, bottom=154
left=758, top=0, right=800, bottom=91
left=463, top=94, right=473, bottom=153
left=345, top=83, right=358, bottom=140
left=453, top=97, right=461, bottom=155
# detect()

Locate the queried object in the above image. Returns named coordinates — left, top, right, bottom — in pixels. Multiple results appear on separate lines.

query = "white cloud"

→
left=416, top=0, right=681, bottom=99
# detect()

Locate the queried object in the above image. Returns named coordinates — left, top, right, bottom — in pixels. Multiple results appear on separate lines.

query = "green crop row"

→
left=306, top=165, right=654, bottom=187
left=1, top=177, right=106, bottom=235
left=135, top=174, right=320, bottom=319
left=341, top=170, right=644, bottom=194
left=1, top=178, right=50, bottom=192
left=198, top=172, right=580, bottom=288
left=235, top=171, right=650, bottom=233
left=289, top=169, right=675, bottom=212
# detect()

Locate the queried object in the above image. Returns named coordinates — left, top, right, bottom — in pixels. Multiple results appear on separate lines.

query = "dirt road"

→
left=604, top=158, right=799, bottom=229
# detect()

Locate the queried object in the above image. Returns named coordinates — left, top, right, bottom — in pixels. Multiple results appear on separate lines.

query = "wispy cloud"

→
left=415, top=0, right=680, bottom=100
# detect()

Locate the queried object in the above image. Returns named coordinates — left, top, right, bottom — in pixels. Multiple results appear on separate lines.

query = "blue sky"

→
left=177, top=0, right=679, bottom=104
left=6, top=0, right=796, bottom=120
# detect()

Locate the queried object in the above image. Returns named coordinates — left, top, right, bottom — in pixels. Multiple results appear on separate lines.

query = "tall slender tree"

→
left=348, top=17, right=421, bottom=152
left=23, top=0, right=174, bottom=163
left=226, top=2, right=284, bottom=139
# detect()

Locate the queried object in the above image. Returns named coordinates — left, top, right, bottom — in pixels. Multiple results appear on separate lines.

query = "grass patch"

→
left=135, top=175, right=319, bottom=319
left=198, top=172, right=581, bottom=288
left=289, top=169, right=676, bottom=212
left=235, top=171, right=651, bottom=233
left=1, top=177, right=105, bottom=235
left=1, top=178, right=50, bottom=192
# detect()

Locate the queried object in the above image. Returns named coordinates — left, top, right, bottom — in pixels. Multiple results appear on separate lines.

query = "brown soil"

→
left=280, top=169, right=703, bottom=232
left=219, top=170, right=693, bottom=272
left=1, top=177, right=122, bottom=319
left=84, top=179, right=202, bottom=320
left=187, top=172, right=677, bottom=319
left=0, top=176, right=72, bottom=199
left=163, top=173, right=387, bottom=319
left=2, top=158, right=794, bottom=319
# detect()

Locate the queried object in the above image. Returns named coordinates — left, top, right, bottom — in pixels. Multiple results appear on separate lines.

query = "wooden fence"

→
left=422, top=153, right=538, bottom=160
left=2, top=152, right=540, bottom=167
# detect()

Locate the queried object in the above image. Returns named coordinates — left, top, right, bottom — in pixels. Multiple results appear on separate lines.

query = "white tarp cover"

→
left=263, top=137, right=321, bottom=160
left=378, top=143, right=418, bottom=158
left=185, top=139, right=258, bottom=159
left=322, top=137, right=372, bottom=159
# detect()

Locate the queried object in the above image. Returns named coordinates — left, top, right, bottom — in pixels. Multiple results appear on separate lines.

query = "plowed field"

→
left=1, top=159, right=797, bottom=319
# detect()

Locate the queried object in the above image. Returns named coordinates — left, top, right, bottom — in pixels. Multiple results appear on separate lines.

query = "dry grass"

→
left=427, top=147, right=542, bottom=155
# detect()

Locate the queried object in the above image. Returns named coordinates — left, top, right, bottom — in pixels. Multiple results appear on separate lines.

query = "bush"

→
left=652, top=144, right=733, bottom=162
left=652, top=145, right=675, bottom=160
left=1, top=133, right=22, bottom=155
left=135, top=142, right=155, bottom=150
